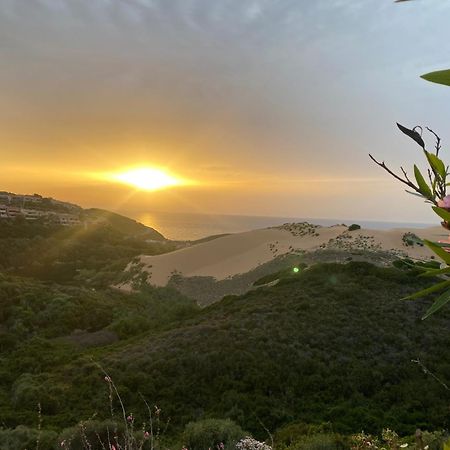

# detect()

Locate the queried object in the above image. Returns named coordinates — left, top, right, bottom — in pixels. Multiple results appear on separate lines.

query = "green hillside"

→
left=0, top=212, right=173, bottom=287
left=0, top=261, right=449, bottom=444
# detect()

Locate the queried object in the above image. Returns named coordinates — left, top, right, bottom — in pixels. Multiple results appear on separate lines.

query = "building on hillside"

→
left=6, top=206, right=22, bottom=217
left=22, top=209, right=45, bottom=220
left=0, top=204, right=81, bottom=225
left=56, top=213, right=81, bottom=226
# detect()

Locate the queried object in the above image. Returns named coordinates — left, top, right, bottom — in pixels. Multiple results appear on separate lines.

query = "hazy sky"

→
left=2, top=0, right=450, bottom=222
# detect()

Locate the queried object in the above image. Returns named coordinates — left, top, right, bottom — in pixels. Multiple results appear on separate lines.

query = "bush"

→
left=0, top=426, right=57, bottom=450
left=401, top=232, right=423, bottom=247
left=274, top=422, right=333, bottom=447
left=183, top=418, right=247, bottom=450
left=285, top=433, right=346, bottom=450
left=421, top=431, right=449, bottom=450
left=348, top=224, right=361, bottom=231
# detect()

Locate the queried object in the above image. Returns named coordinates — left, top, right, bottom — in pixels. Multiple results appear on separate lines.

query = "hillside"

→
left=0, top=191, right=164, bottom=240
left=1, top=261, right=449, bottom=444
left=0, top=193, right=172, bottom=287
left=103, top=262, right=450, bottom=436
left=82, top=208, right=165, bottom=240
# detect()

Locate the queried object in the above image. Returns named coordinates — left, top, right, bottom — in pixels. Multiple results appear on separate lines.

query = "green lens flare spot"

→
left=293, top=267, right=300, bottom=273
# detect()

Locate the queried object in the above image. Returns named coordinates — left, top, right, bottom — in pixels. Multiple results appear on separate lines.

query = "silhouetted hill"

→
left=82, top=208, right=165, bottom=240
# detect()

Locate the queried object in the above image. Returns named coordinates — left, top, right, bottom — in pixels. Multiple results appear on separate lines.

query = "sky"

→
left=1, top=0, right=450, bottom=222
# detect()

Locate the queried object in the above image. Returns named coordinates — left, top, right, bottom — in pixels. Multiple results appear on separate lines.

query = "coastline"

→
left=121, top=209, right=436, bottom=241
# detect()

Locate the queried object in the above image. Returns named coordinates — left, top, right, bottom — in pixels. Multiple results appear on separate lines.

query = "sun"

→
left=112, top=167, right=181, bottom=191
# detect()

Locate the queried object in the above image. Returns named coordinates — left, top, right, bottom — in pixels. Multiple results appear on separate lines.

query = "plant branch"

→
left=369, top=154, right=422, bottom=194
left=400, top=166, right=414, bottom=185
left=426, top=127, right=442, bottom=156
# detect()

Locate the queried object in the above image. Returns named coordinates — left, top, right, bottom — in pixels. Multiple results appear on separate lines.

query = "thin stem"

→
left=426, top=127, right=442, bottom=156
left=94, top=362, right=130, bottom=444
left=254, top=415, right=274, bottom=450
left=35, top=403, right=42, bottom=450
left=411, top=358, right=450, bottom=391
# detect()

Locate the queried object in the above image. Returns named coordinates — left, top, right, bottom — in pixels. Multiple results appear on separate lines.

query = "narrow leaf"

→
left=426, top=151, right=446, bottom=178
left=419, top=266, right=450, bottom=277
left=422, top=288, right=450, bottom=319
left=423, top=239, right=450, bottom=265
left=402, top=279, right=450, bottom=300
left=405, top=190, right=426, bottom=199
left=414, top=165, right=433, bottom=198
left=432, top=206, right=450, bottom=223
left=397, top=122, right=425, bottom=148
left=421, top=69, right=450, bottom=87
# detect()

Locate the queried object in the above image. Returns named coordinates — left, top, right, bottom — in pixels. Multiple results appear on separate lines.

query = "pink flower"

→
left=437, top=195, right=450, bottom=209
left=144, top=431, right=150, bottom=439
left=104, top=376, right=112, bottom=383
left=127, top=414, right=134, bottom=422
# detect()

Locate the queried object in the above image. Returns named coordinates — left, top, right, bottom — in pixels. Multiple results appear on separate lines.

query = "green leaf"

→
left=422, top=287, right=450, bottom=319
left=421, top=69, right=450, bottom=87
left=414, top=165, right=433, bottom=199
left=425, top=151, right=446, bottom=178
left=419, top=266, right=450, bottom=277
left=405, top=190, right=426, bottom=199
left=432, top=206, right=450, bottom=222
left=423, top=239, right=450, bottom=265
left=401, top=279, right=450, bottom=300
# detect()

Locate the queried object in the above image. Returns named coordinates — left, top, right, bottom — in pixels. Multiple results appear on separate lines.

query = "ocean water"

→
left=122, top=210, right=435, bottom=241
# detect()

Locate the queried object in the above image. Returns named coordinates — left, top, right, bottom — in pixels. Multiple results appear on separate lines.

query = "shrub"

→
left=348, top=224, right=361, bottom=231
left=183, top=418, right=247, bottom=450
left=421, top=430, right=449, bottom=450
left=274, top=422, right=333, bottom=447
left=0, top=425, right=57, bottom=450
left=286, top=433, right=346, bottom=450
left=401, top=232, right=423, bottom=247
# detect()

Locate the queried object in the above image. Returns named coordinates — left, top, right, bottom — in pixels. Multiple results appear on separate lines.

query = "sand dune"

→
left=118, top=223, right=447, bottom=291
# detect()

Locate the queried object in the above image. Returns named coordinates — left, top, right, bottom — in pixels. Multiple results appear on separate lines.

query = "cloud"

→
left=2, top=0, right=450, bottom=219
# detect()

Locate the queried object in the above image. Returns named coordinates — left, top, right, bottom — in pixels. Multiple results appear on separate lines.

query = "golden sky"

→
left=1, top=0, right=449, bottom=222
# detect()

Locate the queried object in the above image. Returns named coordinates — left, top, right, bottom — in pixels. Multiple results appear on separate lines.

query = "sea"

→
left=121, top=210, right=435, bottom=241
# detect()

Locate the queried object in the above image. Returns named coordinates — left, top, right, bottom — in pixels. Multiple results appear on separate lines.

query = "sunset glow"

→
left=2, top=0, right=449, bottom=223
left=112, top=168, right=181, bottom=191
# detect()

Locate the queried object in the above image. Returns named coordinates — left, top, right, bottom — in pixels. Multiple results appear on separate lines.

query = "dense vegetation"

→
left=0, top=273, right=199, bottom=427
left=0, top=261, right=449, bottom=448
left=0, top=213, right=173, bottom=287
